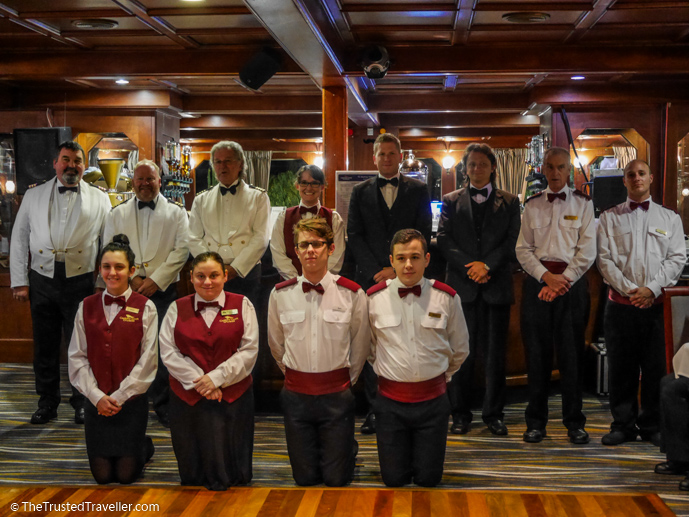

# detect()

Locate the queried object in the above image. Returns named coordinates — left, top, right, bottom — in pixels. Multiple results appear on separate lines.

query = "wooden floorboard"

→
left=1, top=487, right=677, bottom=517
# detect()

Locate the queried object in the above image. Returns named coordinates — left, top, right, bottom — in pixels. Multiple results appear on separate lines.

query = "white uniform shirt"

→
left=379, top=173, right=400, bottom=209
left=673, top=343, right=689, bottom=379
left=269, top=202, right=346, bottom=279
left=515, top=185, right=596, bottom=283
left=597, top=198, right=685, bottom=298
left=268, top=272, right=370, bottom=384
left=368, top=277, right=469, bottom=383
left=50, top=182, right=80, bottom=262
left=68, top=287, right=158, bottom=407
left=159, top=292, right=259, bottom=391
left=188, top=180, right=270, bottom=277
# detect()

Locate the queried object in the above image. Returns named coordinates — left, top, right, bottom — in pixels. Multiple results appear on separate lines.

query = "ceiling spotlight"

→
left=361, top=46, right=390, bottom=80
left=115, top=78, right=129, bottom=85
left=571, top=75, right=586, bottom=80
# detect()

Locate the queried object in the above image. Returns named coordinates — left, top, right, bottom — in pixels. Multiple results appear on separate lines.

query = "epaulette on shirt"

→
left=249, top=184, right=266, bottom=193
left=573, top=189, right=591, bottom=200
left=276, top=277, right=298, bottom=290
left=432, top=280, right=457, bottom=297
left=366, top=281, right=388, bottom=296
left=336, top=276, right=361, bottom=292
left=195, top=188, right=208, bottom=196
left=90, top=183, right=107, bottom=192
left=525, top=191, right=543, bottom=204
left=27, top=179, right=48, bottom=189
left=111, top=196, right=134, bottom=209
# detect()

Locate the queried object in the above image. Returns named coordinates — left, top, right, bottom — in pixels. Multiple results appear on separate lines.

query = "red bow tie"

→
left=547, top=192, right=566, bottom=203
left=302, top=282, right=325, bottom=295
left=299, top=205, right=319, bottom=215
left=104, top=295, right=126, bottom=307
left=197, top=301, right=220, bottom=312
left=398, top=285, right=421, bottom=298
left=630, top=200, right=650, bottom=211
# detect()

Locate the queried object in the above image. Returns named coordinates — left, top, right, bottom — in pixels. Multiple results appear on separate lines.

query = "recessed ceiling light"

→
left=115, top=78, right=129, bottom=85
left=571, top=75, right=586, bottom=80
left=72, top=19, right=118, bottom=29
left=502, top=12, right=550, bottom=23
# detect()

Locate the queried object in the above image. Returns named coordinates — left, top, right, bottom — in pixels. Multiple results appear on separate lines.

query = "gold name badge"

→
left=564, top=215, right=578, bottom=221
left=221, top=309, right=239, bottom=316
left=220, top=316, right=238, bottom=324
left=655, top=228, right=667, bottom=235
left=428, top=312, right=442, bottom=319
left=125, top=306, right=140, bottom=314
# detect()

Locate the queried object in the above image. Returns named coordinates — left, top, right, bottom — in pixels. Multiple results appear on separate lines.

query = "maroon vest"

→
left=170, top=293, right=252, bottom=406
left=283, top=205, right=334, bottom=275
left=84, top=292, right=147, bottom=395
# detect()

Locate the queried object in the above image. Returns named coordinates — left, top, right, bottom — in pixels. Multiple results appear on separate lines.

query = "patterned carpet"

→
left=1, top=363, right=689, bottom=516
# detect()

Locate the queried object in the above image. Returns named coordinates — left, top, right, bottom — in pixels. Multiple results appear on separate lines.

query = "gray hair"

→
left=543, top=146, right=571, bottom=164
left=210, top=140, right=246, bottom=179
left=134, top=159, right=160, bottom=177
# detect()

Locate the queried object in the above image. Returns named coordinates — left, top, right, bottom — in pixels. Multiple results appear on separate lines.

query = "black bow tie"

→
left=630, top=200, right=650, bottom=211
left=378, top=177, right=399, bottom=188
left=138, top=200, right=155, bottom=210
left=299, top=205, right=319, bottom=215
left=470, top=187, right=488, bottom=197
left=197, top=301, right=220, bottom=312
left=547, top=192, right=566, bottom=203
left=58, top=186, right=78, bottom=194
left=220, top=185, right=238, bottom=196
left=302, top=282, right=325, bottom=295
left=104, top=295, right=126, bottom=307
left=398, top=285, right=421, bottom=298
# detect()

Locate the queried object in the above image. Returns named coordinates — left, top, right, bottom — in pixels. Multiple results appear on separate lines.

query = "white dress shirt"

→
left=515, top=185, right=596, bottom=284
left=469, top=182, right=492, bottom=205
left=379, top=173, right=400, bottom=209
left=159, top=292, right=259, bottom=391
left=68, top=287, right=159, bottom=407
left=673, top=343, right=689, bottom=379
left=268, top=272, right=370, bottom=383
left=270, top=202, right=346, bottom=279
left=368, top=277, right=469, bottom=383
left=597, top=198, right=685, bottom=298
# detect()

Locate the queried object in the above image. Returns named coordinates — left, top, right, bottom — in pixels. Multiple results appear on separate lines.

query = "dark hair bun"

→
left=112, top=234, right=130, bottom=246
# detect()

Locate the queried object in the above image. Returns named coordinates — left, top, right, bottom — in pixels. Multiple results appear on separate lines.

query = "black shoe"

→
left=640, top=431, right=662, bottom=447
left=74, top=407, right=85, bottom=424
left=145, top=436, right=155, bottom=462
left=360, top=413, right=376, bottom=435
left=487, top=420, right=508, bottom=436
left=450, top=420, right=470, bottom=435
left=156, top=410, right=170, bottom=428
left=568, top=428, right=590, bottom=444
left=680, top=476, right=689, bottom=491
left=655, top=461, right=689, bottom=475
left=523, top=429, right=546, bottom=443
left=31, top=407, right=57, bottom=425
left=601, top=430, right=637, bottom=446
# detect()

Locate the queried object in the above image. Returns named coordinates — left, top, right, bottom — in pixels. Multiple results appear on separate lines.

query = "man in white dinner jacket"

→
left=188, top=140, right=270, bottom=307
left=10, top=140, right=111, bottom=425
left=101, top=159, right=189, bottom=426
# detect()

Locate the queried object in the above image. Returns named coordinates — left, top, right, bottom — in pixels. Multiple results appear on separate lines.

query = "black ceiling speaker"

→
left=239, top=48, right=283, bottom=91
left=361, top=45, right=390, bottom=80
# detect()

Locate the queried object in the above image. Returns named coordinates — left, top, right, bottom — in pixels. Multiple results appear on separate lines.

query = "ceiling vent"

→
left=502, top=12, right=550, bottom=23
left=71, top=19, right=119, bottom=29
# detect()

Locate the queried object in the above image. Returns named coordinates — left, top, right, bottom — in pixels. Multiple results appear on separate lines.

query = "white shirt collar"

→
left=194, top=291, right=226, bottom=311
left=103, top=286, right=132, bottom=302
left=300, top=270, right=333, bottom=290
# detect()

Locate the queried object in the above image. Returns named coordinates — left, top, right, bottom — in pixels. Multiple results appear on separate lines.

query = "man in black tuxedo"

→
left=437, top=143, right=521, bottom=436
left=347, top=133, right=432, bottom=433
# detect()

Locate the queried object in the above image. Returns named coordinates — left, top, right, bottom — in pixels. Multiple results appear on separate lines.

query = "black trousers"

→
left=660, top=374, right=689, bottom=462
left=224, top=263, right=261, bottom=310
left=521, top=274, right=588, bottom=431
left=605, top=300, right=665, bottom=436
left=29, top=264, right=93, bottom=410
left=169, top=389, right=254, bottom=491
left=449, top=298, right=509, bottom=424
left=146, top=283, right=178, bottom=414
left=280, top=388, right=357, bottom=487
left=374, top=392, right=450, bottom=488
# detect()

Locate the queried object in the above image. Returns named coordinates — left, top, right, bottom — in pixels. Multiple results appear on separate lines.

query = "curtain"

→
left=493, top=148, right=528, bottom=197
left=244, top=150, right=272, bottom=190
left=612, top=145, right=637, bottom=170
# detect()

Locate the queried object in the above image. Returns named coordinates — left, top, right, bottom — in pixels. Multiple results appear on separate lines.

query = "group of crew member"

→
left=8, top=134, right=689, bottom=491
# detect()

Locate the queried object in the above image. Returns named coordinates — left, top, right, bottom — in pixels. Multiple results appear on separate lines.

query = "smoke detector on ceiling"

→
left=71, top=19, right=119, bottom=29
left=502, top=12, right=550, bottom=23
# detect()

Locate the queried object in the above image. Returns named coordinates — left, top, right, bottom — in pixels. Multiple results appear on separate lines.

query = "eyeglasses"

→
left=299, top=181, right=322, bottom=188
left=296, top=240, right=328, bottom=250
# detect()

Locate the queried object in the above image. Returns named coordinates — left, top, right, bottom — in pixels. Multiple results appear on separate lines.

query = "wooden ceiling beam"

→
left=110, top=0, right=198, bottom=49
left=369, top=92, right=531, bottom=112
left=179, top=129, right=322, bottom=140
left=381, top=113, right=539, bottom=128
left=341, top=3, right=456, bottom=12
left=0, top=2, right=90, bottom=48
left=12, top=89, right=183, bottom=110
left=182, top=95, right=322, bottom=114
left=147, top=7, right=252, bottom=16
left=0, top=50, right=303, bottom=79
left=474, top=2, right=593, bottom=10
left=181, top=114, right=322, bottom=130
left=19, top=9, right=128, bottom=18
left=398, top=127, right=538, bottom=138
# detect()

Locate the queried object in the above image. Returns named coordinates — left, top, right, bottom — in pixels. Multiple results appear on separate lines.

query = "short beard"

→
left=62, top=172, right=79, bottom=186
